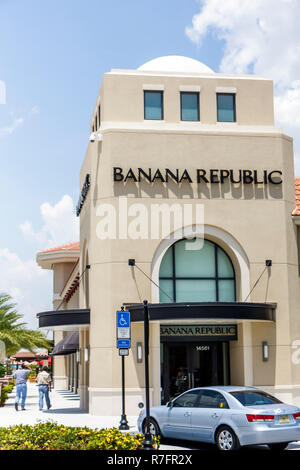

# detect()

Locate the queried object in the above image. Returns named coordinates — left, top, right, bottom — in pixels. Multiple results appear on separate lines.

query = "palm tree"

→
left=0, top=293, right=51, bottom=356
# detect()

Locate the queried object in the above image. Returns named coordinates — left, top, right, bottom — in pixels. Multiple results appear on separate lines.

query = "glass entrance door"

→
left=162, top=341, right=230, bottom=403
left=167, top=344, right=189, bottom=399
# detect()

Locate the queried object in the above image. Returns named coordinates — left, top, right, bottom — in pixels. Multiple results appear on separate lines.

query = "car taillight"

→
left=246, top=414, right=274, bottom=423
left=293, top=412, right=300, bottom=420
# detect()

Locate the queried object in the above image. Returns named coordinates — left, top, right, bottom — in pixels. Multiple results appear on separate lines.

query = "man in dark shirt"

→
left=13, top=363, right=30, bottom=411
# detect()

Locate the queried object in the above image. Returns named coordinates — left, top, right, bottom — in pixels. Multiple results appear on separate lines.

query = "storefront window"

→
left=144, top=91, right=163, bottom=120
left=159, top=239, right=235, bottom=302
left=180, top=92, right=199, bottom=121
left=217, top=93, right=236, bottom=122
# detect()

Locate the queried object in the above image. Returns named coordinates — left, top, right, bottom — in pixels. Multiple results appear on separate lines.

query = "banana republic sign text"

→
left=160, top=325, right=237, bottom=340
left=113, top=167, right=282, bottom=184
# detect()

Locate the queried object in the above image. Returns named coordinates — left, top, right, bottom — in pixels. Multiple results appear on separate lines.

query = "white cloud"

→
left=274, top=81, right=300, bottom=127
left=186, top=0, right=300, bottom=86
left=0, top=194, right=79, bottom=329
left=186, top=0, right=300, bottom=173
left=0, top=248, right=51, bottom=329
left=0, top=106, right=39, bottom=139
left=0, top=117, right=24, bottom=138
left=20, top=194, right=79, bottom=249
left=29, top=105, right=40, bottom=117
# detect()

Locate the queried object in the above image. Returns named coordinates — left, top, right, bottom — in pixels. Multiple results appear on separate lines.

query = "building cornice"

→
left=96, top=122, right=291, bottom=140
left=36, top=250, right=80, bottom=270
left=108, top=69, right=271, bottom=81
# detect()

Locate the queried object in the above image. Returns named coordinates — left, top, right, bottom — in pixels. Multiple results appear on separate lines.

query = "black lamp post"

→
left=142, top=300, right=154, bottom=450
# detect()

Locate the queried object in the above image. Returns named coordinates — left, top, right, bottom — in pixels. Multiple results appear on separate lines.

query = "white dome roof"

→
left=138, top=56, right=214, bottom=74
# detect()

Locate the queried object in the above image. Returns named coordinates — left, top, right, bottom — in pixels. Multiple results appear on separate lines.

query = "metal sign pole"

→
left=119, top=353, right=129, bottom=430
left=142, top=300, right=154, bottom=449
left=117, top=306, right=130, bottom=431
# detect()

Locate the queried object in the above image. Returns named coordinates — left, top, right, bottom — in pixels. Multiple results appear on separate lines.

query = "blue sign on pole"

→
left=117, top=311, right=130, bottom=328
left=117, top=339, right=131, bottom=348
left=116, top=311, right=131, bottom=349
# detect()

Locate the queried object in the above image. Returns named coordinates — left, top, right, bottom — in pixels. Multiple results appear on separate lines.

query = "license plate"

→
left=278, top=415, right=290, bottom=424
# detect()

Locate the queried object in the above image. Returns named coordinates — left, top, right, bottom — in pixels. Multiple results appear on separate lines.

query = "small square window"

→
left=180, top=92, right=199, bottom=121
left=144, top=91, right=163, bottom=120
left=217, top=93, right=236, bottom=122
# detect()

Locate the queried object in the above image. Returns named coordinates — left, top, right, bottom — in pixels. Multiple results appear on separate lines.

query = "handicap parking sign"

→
left=116, top=311, right=131, bottom=348
left=117, top=311, right=130, bottom=328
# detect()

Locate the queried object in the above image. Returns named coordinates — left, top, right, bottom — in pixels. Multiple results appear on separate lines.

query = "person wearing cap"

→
left=13, top=363, right=30, bottom=411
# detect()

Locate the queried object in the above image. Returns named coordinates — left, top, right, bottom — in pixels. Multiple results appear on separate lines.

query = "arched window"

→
left=159, top=239, right=235, bottom=303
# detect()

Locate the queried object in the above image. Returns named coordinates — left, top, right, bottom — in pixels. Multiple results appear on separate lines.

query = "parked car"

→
left=137, top=386, right=300, bottom=450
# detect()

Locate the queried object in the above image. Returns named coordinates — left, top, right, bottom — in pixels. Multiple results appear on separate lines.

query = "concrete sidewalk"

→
left=0, top=382, right=191, bottom=450
left=0, top=382, right=139, bottom=431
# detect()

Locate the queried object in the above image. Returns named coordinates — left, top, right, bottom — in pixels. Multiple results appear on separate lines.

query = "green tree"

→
left=0, top=293, right=51, bottom=356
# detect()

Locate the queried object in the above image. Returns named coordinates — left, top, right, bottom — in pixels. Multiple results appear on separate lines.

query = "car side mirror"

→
left=166, top=401, right=173, bottom=408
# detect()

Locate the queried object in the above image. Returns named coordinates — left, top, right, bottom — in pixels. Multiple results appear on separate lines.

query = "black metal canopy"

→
left=37, top=308, right=90, bottom=330
left=125, top=302, right=276, bottom=323
left=51, top=332, right=79, bottom=356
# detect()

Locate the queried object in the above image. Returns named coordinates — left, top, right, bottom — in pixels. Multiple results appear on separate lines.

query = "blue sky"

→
left=0, top=0, right=299, bottom=328
left=0, top=0, right=223, bottom=256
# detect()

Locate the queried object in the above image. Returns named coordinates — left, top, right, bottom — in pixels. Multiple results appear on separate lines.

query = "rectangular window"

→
left=217, top=93, right=236, bottom=122
left=98, top=105, right=101, bottom=128
left=144, top=91, right=163, bottom=120
left=95, top=115, right=98, bottom=130
left=180, top=92, right=199, bottom=121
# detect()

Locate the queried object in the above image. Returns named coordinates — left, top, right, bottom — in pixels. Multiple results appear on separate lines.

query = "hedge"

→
left=0, top=422, right=160, bottom=450
left=0, top=381, right=14, bottom=406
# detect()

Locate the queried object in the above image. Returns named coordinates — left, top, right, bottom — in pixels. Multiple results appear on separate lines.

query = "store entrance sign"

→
left=76, top=174, right=90, bottom=216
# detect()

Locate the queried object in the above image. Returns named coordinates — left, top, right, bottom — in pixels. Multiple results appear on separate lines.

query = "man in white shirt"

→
left=36, top=366, right=52, bottom=410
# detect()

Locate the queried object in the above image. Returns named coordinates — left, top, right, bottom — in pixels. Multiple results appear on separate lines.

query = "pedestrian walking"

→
left=13, top=363, right=30, bottom=411
left=36, top=366, right=52, bottom=410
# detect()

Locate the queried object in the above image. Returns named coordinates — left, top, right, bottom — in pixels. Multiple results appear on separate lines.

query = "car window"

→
left=230, top=390, right=282, bottom=406
left=172, top=390, right=201, bottom=408
left=197, top=390, right=229, bottom=409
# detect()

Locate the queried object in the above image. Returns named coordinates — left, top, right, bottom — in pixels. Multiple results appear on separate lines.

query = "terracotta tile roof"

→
left=292, top=177, right=300, bottom=216
left=39, top=242, right=80, bottom=254
left=11, top=351, right=48, bottom=359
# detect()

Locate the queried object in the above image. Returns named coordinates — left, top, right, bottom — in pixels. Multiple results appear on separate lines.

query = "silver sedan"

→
left=137, top=386, right=300, bottom=450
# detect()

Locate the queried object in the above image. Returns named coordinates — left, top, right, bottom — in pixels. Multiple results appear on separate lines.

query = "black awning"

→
left=37, top=308, right=90, bottom=330
left=125, top=302, right=276, bottom=323
left=51, top=332, right=79, bottom=356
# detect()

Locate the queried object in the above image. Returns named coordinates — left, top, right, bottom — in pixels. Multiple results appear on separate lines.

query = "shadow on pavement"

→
left=42, top=408, right=86, bottom=415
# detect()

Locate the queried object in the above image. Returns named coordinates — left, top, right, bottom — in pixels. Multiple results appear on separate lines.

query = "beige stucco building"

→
left=37, top=56, right=300, bottom=416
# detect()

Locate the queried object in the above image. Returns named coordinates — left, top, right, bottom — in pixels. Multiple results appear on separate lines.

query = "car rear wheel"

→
left=142, top=418, right=161, bottom=438
left=216, top=426, right=240, bottom=451
left=268, top=442, right=289, bottom=451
